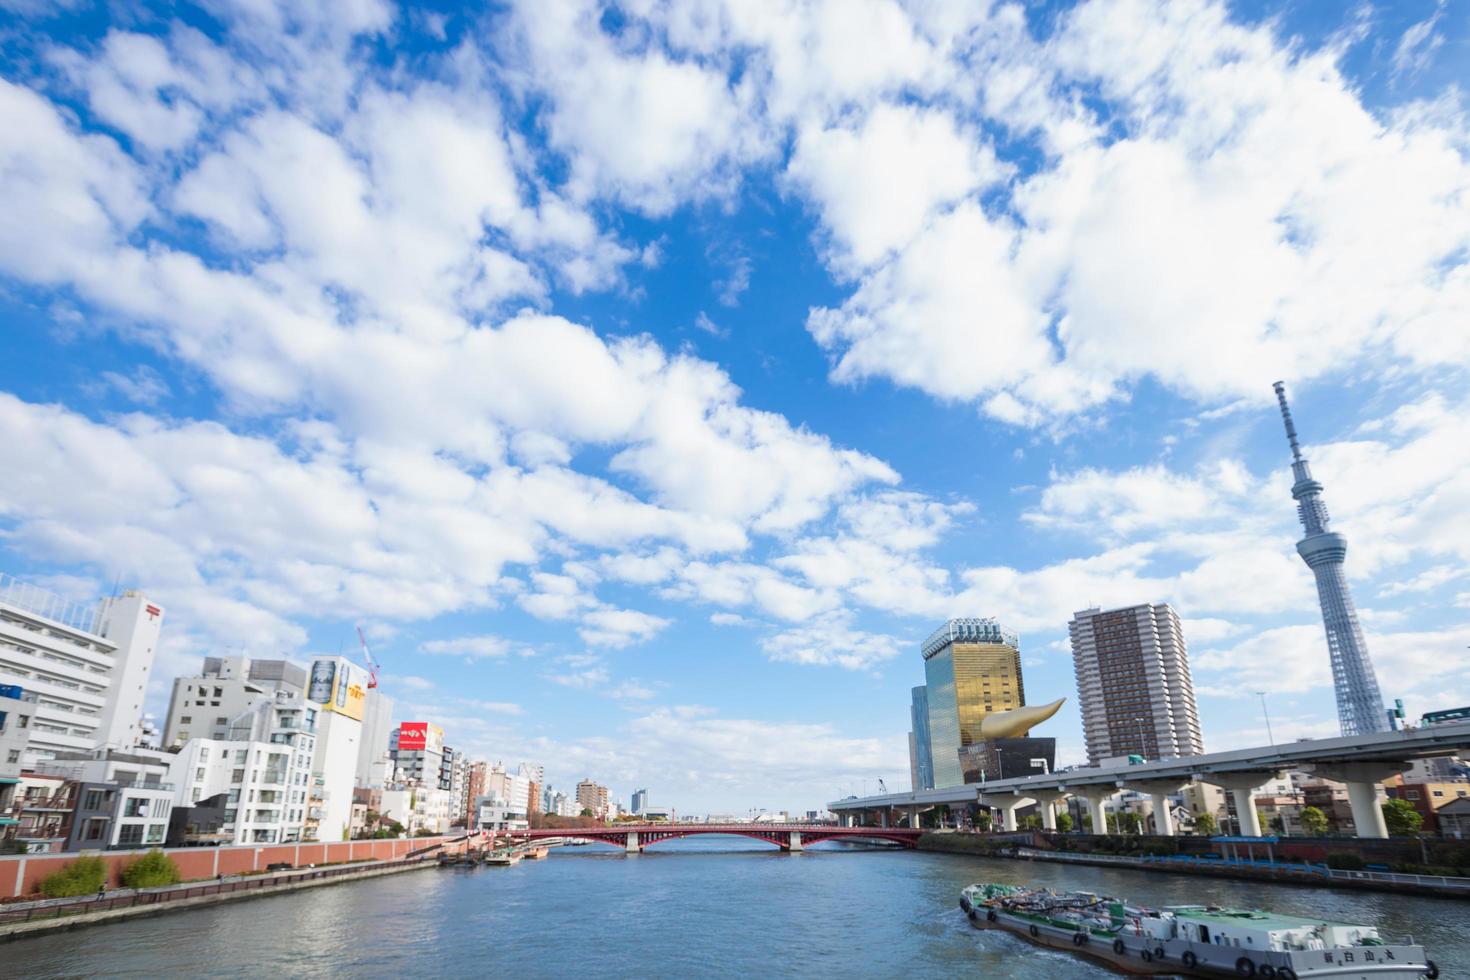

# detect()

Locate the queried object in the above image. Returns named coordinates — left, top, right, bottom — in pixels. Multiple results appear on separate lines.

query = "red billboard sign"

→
left=398, top=722, right=429, bottom=751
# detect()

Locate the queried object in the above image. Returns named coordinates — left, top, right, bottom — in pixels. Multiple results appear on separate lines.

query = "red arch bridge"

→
left=495, top=824, right=921, bottom=853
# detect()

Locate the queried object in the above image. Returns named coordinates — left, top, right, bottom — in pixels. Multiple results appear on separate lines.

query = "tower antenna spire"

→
left=1273, top=381, right=1303, bottom=462
left=1273, top=382, right=1386, bottom=736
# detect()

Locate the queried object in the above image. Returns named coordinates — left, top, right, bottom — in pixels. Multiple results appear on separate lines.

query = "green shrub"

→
left=121, top=849, right=181, bottom=888
left=1325, top=852, right=1365, bottom=870
left=39, top=854, right=108, bottom=898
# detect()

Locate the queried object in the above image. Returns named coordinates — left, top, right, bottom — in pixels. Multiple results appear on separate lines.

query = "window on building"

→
left=18, top=714, right=28, bottom=727
left=124, top=797, right=147, bottom=817
left=83, top=789, right=106, bottom=811
left=231, top=769, right=245, bottom=783
left=200, top=746, right=210, bottom=761
left=1406, top=790, right=1421, bottom=800
left=213, top=687, right=223, bottom=697
left=215, top=717, right=227, bottom=725
left=195, top=767, right=206, bottom=781
left=234, top=750, right=247, bottom=764
left=5, top=751, right=16, bottom=764
left=145, top=824, right=164, bottom=843
left=83, top=817, right=108, bottom=841
left=223, top=809, right=237, bottom=823
left=180, top=715, right=192, bottom=724
left=117, top=824, right=143, bottom=846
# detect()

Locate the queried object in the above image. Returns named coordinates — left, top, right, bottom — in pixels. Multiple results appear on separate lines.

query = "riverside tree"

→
left=1381, top=798, right=1424, bottom=836
left=1300, top=806, right=1329, bottom=837
left=121, top=849, right=181, bottom=888
left=39, top=854, right=108, bottom=898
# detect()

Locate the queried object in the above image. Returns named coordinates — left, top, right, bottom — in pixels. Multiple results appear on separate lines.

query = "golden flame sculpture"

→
left=976, top=697, right=1066, bottom=738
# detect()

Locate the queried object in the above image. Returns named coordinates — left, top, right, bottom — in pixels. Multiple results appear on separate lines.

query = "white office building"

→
left=303, top=656, right=368, bottom=842
left=163, top=656, right=308, bottom=748
left=169, top=693, right=318, bottom=844
left=0, top=576, right=163, bottom=764
left=1070, top=602, right=1205, bottom=766
left=355, top=688, right=394, bottom=789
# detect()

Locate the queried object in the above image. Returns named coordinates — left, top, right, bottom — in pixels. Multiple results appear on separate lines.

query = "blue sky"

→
left=1, top=0, right=1467, bottom=814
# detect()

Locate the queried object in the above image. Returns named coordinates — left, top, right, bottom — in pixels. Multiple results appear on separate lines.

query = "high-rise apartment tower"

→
left=1273, top=382, right=1387, bottom=735
left=1069, top=603, right=1203, bottom=766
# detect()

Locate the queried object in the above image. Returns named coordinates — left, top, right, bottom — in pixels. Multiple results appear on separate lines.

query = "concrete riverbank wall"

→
left=0, top=857, right=438, bottom=942
left=917, top=832, right=1470, bottom=898
left=0, top=836, right=455, bottom=900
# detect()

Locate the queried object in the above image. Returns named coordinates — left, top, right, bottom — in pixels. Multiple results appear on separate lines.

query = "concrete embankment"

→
left=915, top=832, right=1470, bottom=899
left=0, top=857, right=437, bottom=942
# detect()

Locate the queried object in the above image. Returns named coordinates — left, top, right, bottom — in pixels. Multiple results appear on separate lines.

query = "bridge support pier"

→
left=788, top=831, right=802, bottom=852
left=1310, top=762, right=1405, bottom=839
left=1123, top=780, right=1188, bottom=837
left=626, top=832, right=641, bottom=854
left=980, top=794, right=1036, bottom=832
left=1200, top=772, right=1280, bottom=837
left=1074, top=787, right=1114, bottom=836
left=1025, top=790, right=1070, bottom=832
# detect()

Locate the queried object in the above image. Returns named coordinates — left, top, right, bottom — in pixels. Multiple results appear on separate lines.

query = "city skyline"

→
left=1, top=1, right=1469, bottom=812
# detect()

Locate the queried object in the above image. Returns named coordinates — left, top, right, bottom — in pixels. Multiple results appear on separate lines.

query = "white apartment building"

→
left=169, top=693, right=318, bottom=844
left=36, top=747, right=175, bottom=849
left=0, top=577, right=163, bottom=764
left=162, top=656, right=307, bottom=747
left=380, top=785, right=453, bottom=835
left=1070, top=602, right=1204, bottom=766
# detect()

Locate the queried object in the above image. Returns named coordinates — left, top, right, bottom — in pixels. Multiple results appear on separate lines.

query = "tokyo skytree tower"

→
left=1273, top=382, right=1388, bottom=736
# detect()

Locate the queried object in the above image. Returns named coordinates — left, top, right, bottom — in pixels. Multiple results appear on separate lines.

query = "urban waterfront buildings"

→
left=631, top=787, right=648, bottom=814
left=1273, top=382, right=1388, bottom=736
left=0, top=578, right=163, bottom=764
left=1069, top=603, right=1204, bottom=766
left=576, top=777, right=609, bottom=817
left=162, top=656, right=307, bottom=747
left=909, top=685, right=934, bottom=791
left=34, top=747, right=174, bottom=849
left=305, top=656, right=368, bottom=841
left=167, top=693, right=317, bottom=844
left=921, top=618, right=1023, bottom=788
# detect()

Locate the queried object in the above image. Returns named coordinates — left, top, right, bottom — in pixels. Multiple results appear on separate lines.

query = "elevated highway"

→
left=830, top=720, right=1470, bottom=839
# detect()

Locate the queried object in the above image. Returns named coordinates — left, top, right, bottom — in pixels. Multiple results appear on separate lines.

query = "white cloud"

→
left=759, top=613, right=904, bottom=671
left=419, top=635, right=517, bottom=660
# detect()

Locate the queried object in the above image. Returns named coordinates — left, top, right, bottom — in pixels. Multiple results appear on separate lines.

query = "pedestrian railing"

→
left=1325, top=867, right=1470, bottom=890
left=0, top=856, right=428, bottom=925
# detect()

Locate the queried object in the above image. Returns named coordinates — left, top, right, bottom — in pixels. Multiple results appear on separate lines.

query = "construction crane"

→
left=356, top=626, right=382, bottom=689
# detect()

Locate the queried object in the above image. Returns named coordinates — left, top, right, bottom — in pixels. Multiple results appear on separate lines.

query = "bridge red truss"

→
left=499, top=824, right=921, bottom=852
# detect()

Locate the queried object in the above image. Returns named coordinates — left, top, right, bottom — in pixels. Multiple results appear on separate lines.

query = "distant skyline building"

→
left=909, top=685, right=933, bottom=791
left=1069, top=602, right=1204, bottom=766
left=576, top=778, right=609, bottom=817
left=631, top=788, right=649, bottom=814
left=922, top=618, right=1023, bottom=788
left=1274, top=382, right=1388, bottom=736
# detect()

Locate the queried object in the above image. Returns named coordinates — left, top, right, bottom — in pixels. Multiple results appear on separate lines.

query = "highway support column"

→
left=1200, top=772, right=1280, bottom=838
left=1310, top=762, right=1406, bottom=839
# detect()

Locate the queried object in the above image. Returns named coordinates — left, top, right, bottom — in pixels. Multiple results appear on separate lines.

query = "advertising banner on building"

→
left=397, top=721, right=443, bottom=754
left=307, top=658, right=337, bottom=705
left=308, top=657, right=368, bottom=721
left=398, top=721, right=429, bottom=751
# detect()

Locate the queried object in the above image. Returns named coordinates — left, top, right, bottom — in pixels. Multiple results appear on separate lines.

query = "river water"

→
left=8, top=838, right=1469, bottom=978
